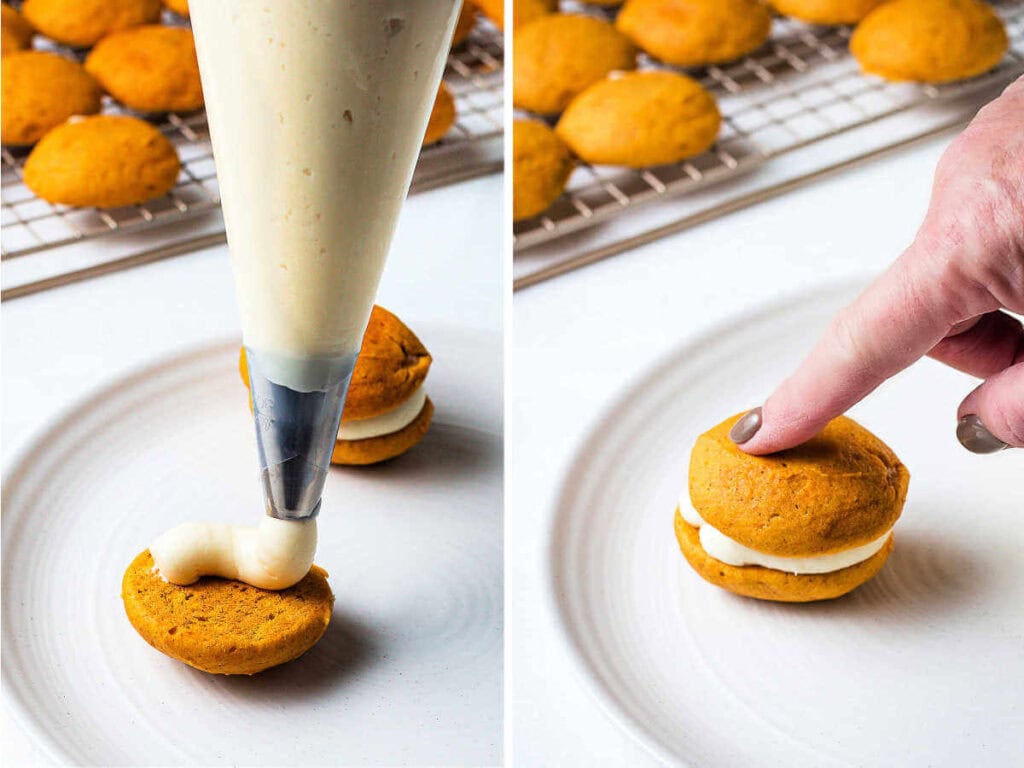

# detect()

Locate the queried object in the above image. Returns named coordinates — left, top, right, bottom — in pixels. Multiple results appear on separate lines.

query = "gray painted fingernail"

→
left=729, top=407, right=763, bottom=444
left=957, top=414, right=1009, bottom=454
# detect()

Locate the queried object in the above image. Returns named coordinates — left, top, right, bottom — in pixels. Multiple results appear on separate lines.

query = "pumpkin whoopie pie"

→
left=241, top=305, right=433, bottom=466
left=677, top=413, right=909, bottom=602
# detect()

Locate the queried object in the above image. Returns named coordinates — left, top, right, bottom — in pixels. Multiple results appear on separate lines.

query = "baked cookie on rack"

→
left=851, top=0, right=1007, bottom=83
left=477, top=0, right=556, bottom=30
left=240, top=305, right=435, bottom=466
left=162, top=0, right=188, bottom=18
left=1, top=51, right=102, bottom=146
left=678, top=413, right=909, bottom=602
left=617, top=0, right=772, bottom=67
left=451, top=0, right=476, bottom=46
left=514, top=14, right=637, bottom=116
left=556, top=70, right=720, bottom=168
left=1, top=3, right=34, bottom=56
left=123, top=550, right=334, bottom=675
left=23, top=115, right=180, bottom=207
left=85, top=25, right=203, bottom=113
left=513, top=119, right=575, bottom=221
left=21, top=0, right=162, bottom=48
left=770, top=0, right=885, bottom=25
left=423, top=83, right=456, bottom=146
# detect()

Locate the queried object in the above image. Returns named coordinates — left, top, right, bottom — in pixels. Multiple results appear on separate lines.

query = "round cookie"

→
left=477, top=0, right=556, bottom=30
left=122, top=550, right=333, bottom=675
left=770, top=0, right=885, bottom=24
left=24, top=115, right=180, bottom=207
left=514, top=14, right=637, bottom=116
left=513, top=119, right=575, bottom=221
left=617, top=0, right=772, bottom=67
left=1, top=51, right=102, bottom=146
left=162, top=0, right=188, bottom=17
left=423, top=83, right=456, bottom=146
left=21, top=0, right=162, bottom=48
left=332, top=397, right=435, bottom=466
left=674, top=510, right=895, bottom=602
left=850, top=0, right=1007, bottom=84
left=690, top=413, right=909, bottom=556
left=556, top=71, right=721, bottom=167
left=2, top=3, right=34, bottom=56
left=451, top=1, right=476, bottom=47
left=85, top=25, right=203, bottom=113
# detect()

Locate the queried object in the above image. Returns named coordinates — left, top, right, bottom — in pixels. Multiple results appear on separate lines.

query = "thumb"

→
left=956, top=362, right=1024, bottom=452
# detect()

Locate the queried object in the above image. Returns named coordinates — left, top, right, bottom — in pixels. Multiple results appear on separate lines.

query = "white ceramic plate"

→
left=3, top=325, right=502, bottom=767
left=549, top=282, right=1024, bottom=768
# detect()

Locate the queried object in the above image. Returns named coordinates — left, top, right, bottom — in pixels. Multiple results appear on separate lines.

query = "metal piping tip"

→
left=245, top=348, right=356, bottom=520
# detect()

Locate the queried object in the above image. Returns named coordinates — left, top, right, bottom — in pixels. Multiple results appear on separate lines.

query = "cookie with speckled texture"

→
left=423, top=83, right=455, bottom=146
left=21, top=0, right=161, bottom=48
left=122, top=550, right=333, bottom=675
left=617, top=0, right=772, bottom=67
left=771, top=0, right=885, bottom=24
left=689, top=413, right=909, bottom=557
left=85, top=25, right=203, bottom=113
left=674, top=510, right=895, bottom=602
left=513, top=119, right=575, bottom=221
left=556, top=70, right=720, bottom=167
left=2, top=4, right=34, bottom=56
left=24, top=115, right=180, bottom=207
left=851, top=0, right=1007, bottom=84
left=2, top=51, right=102, bottom=146
left=514, top=14, right=637, bottom=115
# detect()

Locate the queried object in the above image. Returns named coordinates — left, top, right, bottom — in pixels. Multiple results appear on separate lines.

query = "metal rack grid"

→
left=513, top=1, right=1024, bottom=262
left=0, top=18, right=503, bottom=262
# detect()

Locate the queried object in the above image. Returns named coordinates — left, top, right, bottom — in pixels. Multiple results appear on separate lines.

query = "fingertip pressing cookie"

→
left=1, top=51, right=102, bottom=146
left=851, top=0, right=1007, bottom=83
left=122, top=550, right=334, bottom=675
left=678, top=413, right=909, bottom=602
left=770, top=0, right=886, bottom=24
left=241, top=305, right=435, bottom=466
left=514, top=14, right=637, bottom=116
left=21, top=0, right=162, bottom=48
left=423, top=83, right=456, bottom=146
left=556, top=71, right=720, bottom=167
left=617, top=0, right=772, bottom=67
left=451, top=1, right=476, bottom=47
left=513, top=119, right=575, bottom=221
left=85, top=25, right=203, bottom=113
left=2, top=3, right=34, bottom=56
left=24, top=115, right=181, bottom=207
left=162, top=0, right=188, bottom=18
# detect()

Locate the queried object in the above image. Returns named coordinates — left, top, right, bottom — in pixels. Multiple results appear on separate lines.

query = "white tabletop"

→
left=509, top=134, right=954, bottom=766
left=1, top=174, right=502, bottom=766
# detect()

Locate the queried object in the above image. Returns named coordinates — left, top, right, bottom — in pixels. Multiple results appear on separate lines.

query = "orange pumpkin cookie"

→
left=514, top=14, right=637, bottom=116
left=122, top=550, right=333, bottom=675
left=23, top=115, right=181, bottom=207
left=241, top=305, right=434, bottom=466
left=21, top=0, right=161, bottom=48
left=477, top=0, right=556, bottom=30
left=1, top=51, right=102, bottom=146
left=556, top=70, right=720, bottom=167
left=617, top=0, right=772, bottom=67
left=679, top=413, right=909, bottom=602
left=513, top=119, right=575, bottom=221
left=770, top=0, right=886, bottom=25
left=1, top=3, right=34, bottom=56
left=850, top=0, right=1007, bottom=83
left=452, top=1, right=476, bottom=46
left=423, top=83, right=456, bottom=146
left=85, top=25, right=203, bottom=113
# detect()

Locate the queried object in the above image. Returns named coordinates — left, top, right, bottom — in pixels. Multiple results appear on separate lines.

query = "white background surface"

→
left=508, top=132, right=985, bottom=766
left=2, top=175, right=502, bottom=766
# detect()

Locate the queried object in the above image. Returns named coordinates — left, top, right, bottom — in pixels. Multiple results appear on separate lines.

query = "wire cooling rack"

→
left=513, top=0, right=1024, bottom=287
left=0, top=17, right=503, bottom=265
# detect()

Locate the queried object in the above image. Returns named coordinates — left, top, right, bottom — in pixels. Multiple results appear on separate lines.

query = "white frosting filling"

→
left=337, top=386, right=426, bottom=441
left=150, top=516, right=317, bottom=590
left=679, top=497, right=892, bottom=575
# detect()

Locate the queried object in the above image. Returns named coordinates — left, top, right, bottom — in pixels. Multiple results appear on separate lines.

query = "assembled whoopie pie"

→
left=241, top=305, right=433, bottom=466
left=677, top=413, right=909, bottom=602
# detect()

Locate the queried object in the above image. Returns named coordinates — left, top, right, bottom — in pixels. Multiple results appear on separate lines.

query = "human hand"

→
left=732, top=75, right=1024, bottom=455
